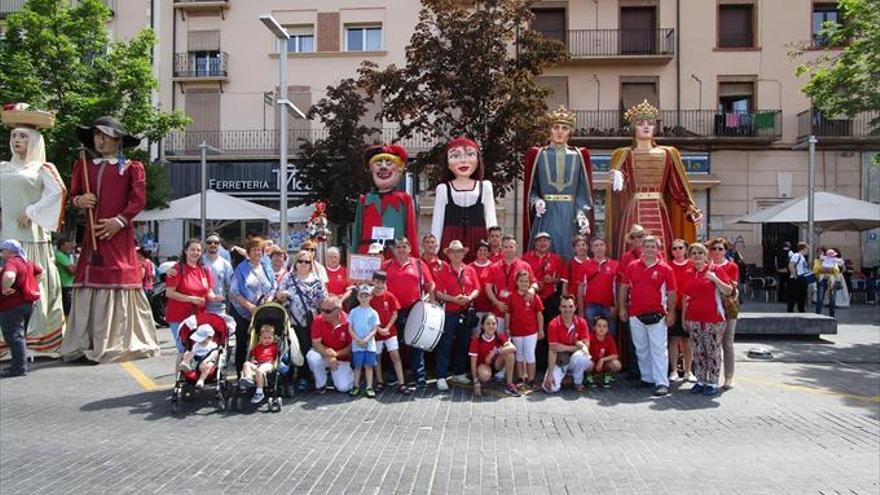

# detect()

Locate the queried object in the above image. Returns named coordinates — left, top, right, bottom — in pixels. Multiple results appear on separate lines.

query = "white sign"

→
left=371, top=226, right=395, bottom=241
left=348, top=254, right=383, bottom=283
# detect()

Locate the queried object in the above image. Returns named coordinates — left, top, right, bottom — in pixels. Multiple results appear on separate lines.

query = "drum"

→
left=404, top=301, right=445, bottom=351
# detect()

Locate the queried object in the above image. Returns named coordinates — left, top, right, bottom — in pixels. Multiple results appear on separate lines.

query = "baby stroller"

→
left=170, top=312, right=234, bottom=416
left=233, top=302, right=301, bottom=412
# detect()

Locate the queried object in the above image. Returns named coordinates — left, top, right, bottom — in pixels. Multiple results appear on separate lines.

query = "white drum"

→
left=404, top=301, right=445, bottom=352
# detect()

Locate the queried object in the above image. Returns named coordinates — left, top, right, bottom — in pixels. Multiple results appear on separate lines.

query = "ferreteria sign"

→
left=166, top=160, right=312, bottom=200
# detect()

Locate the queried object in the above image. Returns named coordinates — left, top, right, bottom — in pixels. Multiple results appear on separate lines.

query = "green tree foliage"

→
left=358, top=0, right=568, bottom=193
left=0, top=0, right=188, bottom=207
left=294, top=78, right=381, bottom=236
left=796, top=0, right=880, bottom=138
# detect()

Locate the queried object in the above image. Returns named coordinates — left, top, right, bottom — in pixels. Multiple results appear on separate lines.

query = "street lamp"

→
left=260, top=14, right=306, bottom=252
left=199, top=141, right=223, bottom=243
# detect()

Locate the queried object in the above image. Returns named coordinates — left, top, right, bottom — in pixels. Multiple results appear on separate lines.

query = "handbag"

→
left=455, top=267, right=479, bottom=329
left=636, top=312, right=665, bottom=325
left=290, top=280, right=315, bottom=330
left=723, top=285, right=740, bottom=319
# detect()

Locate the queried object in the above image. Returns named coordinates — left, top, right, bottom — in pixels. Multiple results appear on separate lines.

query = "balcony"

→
left=537, top=28, right=675, bottom=64
left=0, top=0, right=26, bottom=17
left=173, top=0, right=228, bottom=19
left=173, top=52, right=228, bottom=82
left=164, top=128, right=438, bottom=158
left=797, top=109, right=880, bottom=144
left=570, top=109, right=782, bottom=145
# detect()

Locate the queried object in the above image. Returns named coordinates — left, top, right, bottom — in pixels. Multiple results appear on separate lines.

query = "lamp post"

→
left=260, top=14, right=306, bottom=252
left=199, top=141, right=224, bottom=243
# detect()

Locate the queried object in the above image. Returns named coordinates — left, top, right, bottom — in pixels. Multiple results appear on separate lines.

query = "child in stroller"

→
left=240, top=324, right=278, bottom=404
left=179, top=324, right=220, bottom=389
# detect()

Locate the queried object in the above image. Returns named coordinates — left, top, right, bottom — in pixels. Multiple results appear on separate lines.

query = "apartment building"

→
left=3, top=0, right=876, bottom=269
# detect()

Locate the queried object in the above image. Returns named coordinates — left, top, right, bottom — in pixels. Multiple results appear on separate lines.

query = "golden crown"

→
left=547, top=105, right=576, bottom=127
left=624, top=100, right=660, bottom=124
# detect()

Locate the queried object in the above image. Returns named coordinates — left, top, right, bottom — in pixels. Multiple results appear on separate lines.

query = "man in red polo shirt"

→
left=420, top=234, right=444, bottom=280
left=306, top=295, right=354, bottom=393
left=583, top=237, right=619, bottom=336
left=522, top=231, right=564, bottom=370
left=543, top=295, right=592, bottom=393
left=487, top=226, right=504, bottom=263
left=484, top=235, right=537, bottom=335
left=618, top=235, right=677, bottom=396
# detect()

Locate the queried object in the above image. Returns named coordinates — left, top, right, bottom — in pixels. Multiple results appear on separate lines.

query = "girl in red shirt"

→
left=469, top=313, right=519, bottom=397
left=166, top=239, right=220, bottom=363
left=508, top=270, right=544, bottom=388
left=682, top=243, right=734, bottom=396
left=668, top=239, right=695, bottom=383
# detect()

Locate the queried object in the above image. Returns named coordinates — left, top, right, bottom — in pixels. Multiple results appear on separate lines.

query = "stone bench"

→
left=735, top=312, right=837, bottom=336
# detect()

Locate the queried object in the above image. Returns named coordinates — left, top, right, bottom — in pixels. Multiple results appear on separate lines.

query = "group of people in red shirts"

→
left=311, top=222, right=740, bottom=399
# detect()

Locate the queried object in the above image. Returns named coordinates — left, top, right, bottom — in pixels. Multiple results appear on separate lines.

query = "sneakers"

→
left=365, top=387, right=376, bottom=398
left=686, top=372, right=697, bottom=383
left=250, top=389, right=265, bottom=404
left=585, top=375, right=597, bottom=388
left=504, top=383, right=521, bottom=397
left=349, top=387, right=360, bottom=397
left=0, top=368, right=26, bottom=378
left=195, top=380, right=205, bottom=390
left=450, top=374, right=471, bottom=385
left=690, top=383, right=705, bottom=394
left=493, top=370, right=505, bottom=382
left=652, top=385, right=669, bottom=397
left=602, top=374, right=613, bottom=388
left=702, top=385, right=719, bottom=396
left=436, top=378, right=449, bottom=391
left=668, top=371, right=680, bottom=382
left=238, top=377, right=255, bottom=389
left=178, top=362, right=192, bottom=373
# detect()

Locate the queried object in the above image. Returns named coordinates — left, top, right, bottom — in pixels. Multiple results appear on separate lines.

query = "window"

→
left=286, top=26, right=314, bottom=53
left=812, top=3, right=840, bottom=47
left=190, top=51, right=222, bottom=77
left=532, top=8, right=566, bottom=42
left=718, top=4, right=754, bottom=48
left=718, top=82, right=754, bottom=113
left=345, top=25, right=382, bottom=52
left=620, top=6, right=657, bottom=54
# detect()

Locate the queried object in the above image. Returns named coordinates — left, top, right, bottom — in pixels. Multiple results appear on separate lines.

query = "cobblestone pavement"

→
left=1, top=321, right=878, bottom=494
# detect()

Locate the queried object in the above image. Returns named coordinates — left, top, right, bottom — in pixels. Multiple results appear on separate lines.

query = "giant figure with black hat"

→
left=59, top=116, right=159, bottom=363
left=350, top=144, right=419, bottom=259
left=0, top=103, right=67, bottom=357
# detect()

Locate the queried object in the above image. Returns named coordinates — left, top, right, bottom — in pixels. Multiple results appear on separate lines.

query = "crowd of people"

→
left=41, top=222, right=754, bottom=402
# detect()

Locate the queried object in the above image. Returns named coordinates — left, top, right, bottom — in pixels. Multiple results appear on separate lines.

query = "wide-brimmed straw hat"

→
left=442, top=240, right=469, bottom=256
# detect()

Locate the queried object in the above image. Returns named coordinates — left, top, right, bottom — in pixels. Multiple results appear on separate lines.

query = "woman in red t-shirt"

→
left=708, top=237, right=740, bottom=389
left=165, top=239, right=219, bottom=361
left=668, top=239, right=695, bottom=383
left=681, top=243, right=733, bottom=396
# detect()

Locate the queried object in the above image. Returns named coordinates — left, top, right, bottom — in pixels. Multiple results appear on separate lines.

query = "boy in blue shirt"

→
left=348, top=284, right=380, bottom=397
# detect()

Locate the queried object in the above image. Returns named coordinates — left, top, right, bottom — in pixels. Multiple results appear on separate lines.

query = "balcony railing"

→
left=165, top=128, right=437, bottom=157
left=537, top=28, right=675, bottom=58
left=797, top=109, right=880, bottom=140
left=173, top=52, right=228, bottom=79
left=571, top=109, right=782, bottom=140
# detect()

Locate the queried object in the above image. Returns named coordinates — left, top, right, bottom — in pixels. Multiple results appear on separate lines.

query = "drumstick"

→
left=79, top=148, right=98, bottom=253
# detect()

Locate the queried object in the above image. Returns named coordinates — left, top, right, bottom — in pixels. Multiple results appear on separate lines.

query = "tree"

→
left=358, top=0, right=568, bottom=194
left=796, top=0, right=880, bottom=150
left=0, top=0, right=189, bottom=208
left=294, top=78, right=381, bottom=240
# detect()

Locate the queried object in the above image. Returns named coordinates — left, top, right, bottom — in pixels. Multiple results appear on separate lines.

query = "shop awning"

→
left=135, top=190, right=279, bottom=222
left=732, top=191, right=880, bottom=232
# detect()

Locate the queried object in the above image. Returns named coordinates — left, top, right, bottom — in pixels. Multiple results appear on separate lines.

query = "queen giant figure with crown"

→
left=606, top=100, right=704, bottom=258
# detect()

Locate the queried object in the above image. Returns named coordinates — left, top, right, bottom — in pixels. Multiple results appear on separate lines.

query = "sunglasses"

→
left=296, top=260, right=311, bottom=265
left=206, top=240, right=219, bottom=245
left=321, top=307, right=339, bottom=314
left=672, top=246, right=686, bottom=250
